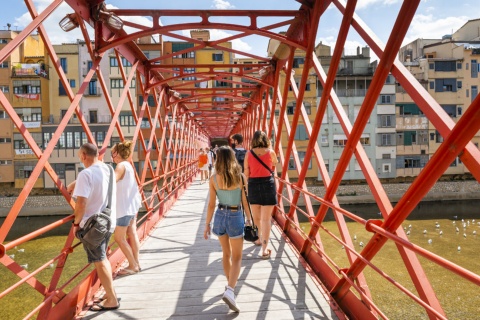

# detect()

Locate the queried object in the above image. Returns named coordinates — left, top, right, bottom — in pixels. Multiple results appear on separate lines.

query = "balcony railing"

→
left=11, top=63, right=49, bottom=79
left=43, top=114, right=111, bottom=125
left=84, top=87, right=102, bottom=97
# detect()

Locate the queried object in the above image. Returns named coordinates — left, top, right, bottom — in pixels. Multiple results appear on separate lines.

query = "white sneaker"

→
left=222, top=286, right=240, bottom=312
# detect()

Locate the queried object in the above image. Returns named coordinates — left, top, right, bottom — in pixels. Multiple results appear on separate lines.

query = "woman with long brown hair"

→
left=243, top=131, right=278, bottom=259
left=204, top=146, right=250, bottom=313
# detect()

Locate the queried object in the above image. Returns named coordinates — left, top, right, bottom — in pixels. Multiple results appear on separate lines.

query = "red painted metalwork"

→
left=0, top=1, right=479, bottom=319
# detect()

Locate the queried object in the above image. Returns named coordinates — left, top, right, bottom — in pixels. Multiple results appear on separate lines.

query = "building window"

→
left=380, top=133, right=394, bottom=146
left=74, top=132, right=81, bottom=148
left=435, top=130, right=444, bottom=143
left=0, top=160, right=12, bottom=165
left=111, top=79, right=124, bottom=88
left=16, top=108, right=42, bottom=122
left=0, top=61, right=8, bottom=68
left=0, top=39, right=8, bottom=44
left=441, top=105, right=457, bottom=117
left=0, top=138, right=12, bottom=143
left=88, top=80, right=98, bottom=95
left=292, top=57, right=305, bottom=68
left=434, top=61, right=456, bottom=71
left=97, top=132, right=104, bottom=147
left=404, top=158, right=421, bottom=168
left=120, top=112, right=135, bottom=126
left=294, top=125, right=308, bottom=140
left=429, top=63, right=434, bottom=70
left=382, top=153, right=391, bottom=159
left=435, top=78, right=457, bottom=92
left=110, top=57, right=118, bottom=67
left=472, top=86, right=478, bottom=102
left=471, top=60, right=478, bottom=78
left=60, top=58, right=68, bottom=73
left=0, top=85, right=9, bottom=93
left=321, top=134, right=328, bottom=145
left=360, top=135, right=370, bottom=145
left=288, top=151, right=311, bottom=170
left=121, top=57, right=132, bottom=67
left=14, top=133, right=41, bottom=150
left=0, top=111, right=9, bottom=119
left=398, top=104, right=422, bottom=116
left=59, top=79, right=67, bottom=96
left=383, top=164, right=391, bottom=173
left=429, top=81, right=434, bottom=90
left=287, top=102, right=311, bottom=115
left=13, top=80, right=41, bottom=94
left=89, top=110, right=98, bottom=123
left=333, top=135, right=348, bottom=146
left=66, top=132, right=73, bottom=148
left=380, top=95, right=393, bottom=104
left=212, top=53, right=223, bottom=62
left=139, top=95, right=156, bottom=107
left=380, top=115, right=393, bottom=127
left=457, top=62, right=462, bottom=69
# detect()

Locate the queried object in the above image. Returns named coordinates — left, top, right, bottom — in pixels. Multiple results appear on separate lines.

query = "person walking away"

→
left=231, top=133, right=247, bottom=172
left=206, top=147, right=214, bottom=179
left=71, top=143, right=120, bottom=311
left=111, top=140, right=142, bottom=275
left=203, top=146, right=250, bottom=313
left=243, top=131, right=278, bottom=259
left=198, top=148, right=209, bottom=183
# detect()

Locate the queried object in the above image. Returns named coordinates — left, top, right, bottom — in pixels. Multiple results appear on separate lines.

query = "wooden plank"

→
left=80, top=181, right=341, bottom=319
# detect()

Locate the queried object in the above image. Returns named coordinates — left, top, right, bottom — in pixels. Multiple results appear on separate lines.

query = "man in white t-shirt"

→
left=72, top=143, right=119, bottom=311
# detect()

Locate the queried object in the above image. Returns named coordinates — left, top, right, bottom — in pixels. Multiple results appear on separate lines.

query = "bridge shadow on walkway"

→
left=80, top=179, right=341, bottom=319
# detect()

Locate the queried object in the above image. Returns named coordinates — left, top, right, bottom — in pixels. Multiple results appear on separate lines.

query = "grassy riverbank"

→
left=0, top=236, right=92, bottom=320
left=300, top=218, right=480, bottom=319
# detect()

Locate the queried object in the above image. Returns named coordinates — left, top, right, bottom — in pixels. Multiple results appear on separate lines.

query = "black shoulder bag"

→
left=250, top=149, right=274, bottom=177
left=241, top=175, right=259, bottom=242
left=75, top=164, right=114, bottom=248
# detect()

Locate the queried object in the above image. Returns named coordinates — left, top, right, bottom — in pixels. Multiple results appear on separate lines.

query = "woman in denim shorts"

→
left=204, top=146, right=251, bottom=313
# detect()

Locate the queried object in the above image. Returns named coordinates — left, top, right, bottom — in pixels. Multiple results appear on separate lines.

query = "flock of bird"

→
left=7, top=246, right=55, bottom=270
left=353, top=218, right=479, bottom=252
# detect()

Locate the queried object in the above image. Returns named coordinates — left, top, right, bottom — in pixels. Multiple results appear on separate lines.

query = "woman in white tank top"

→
left=111, top=140, right=142, bottom=275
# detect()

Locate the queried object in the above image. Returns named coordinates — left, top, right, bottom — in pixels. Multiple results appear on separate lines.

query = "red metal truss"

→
left=0, top=0, right=479, bottom=319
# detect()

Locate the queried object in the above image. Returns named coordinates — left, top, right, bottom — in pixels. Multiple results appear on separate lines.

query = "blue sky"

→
left=1, top=0, right=479, bottom=61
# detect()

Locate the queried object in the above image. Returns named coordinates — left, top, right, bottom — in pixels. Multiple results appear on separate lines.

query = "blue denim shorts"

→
left=212, top=207, right=244, bottom=239
left=82, top=232, right=112, bottom=263
left=117, top=215, right=135, bottom=227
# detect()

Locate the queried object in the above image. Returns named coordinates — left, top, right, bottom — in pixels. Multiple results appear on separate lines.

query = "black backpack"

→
left=210, top=150, right=216, bottom=161
left=234, top=149, right=247, bottom=172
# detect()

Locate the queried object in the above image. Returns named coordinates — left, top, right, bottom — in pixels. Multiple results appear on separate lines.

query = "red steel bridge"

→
left=1, top=0, right=480, bottom=319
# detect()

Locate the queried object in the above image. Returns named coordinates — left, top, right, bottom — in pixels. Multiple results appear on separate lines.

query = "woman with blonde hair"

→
left=243, top=131, right=278, bottom=259
left=111, top=140, right=142, bottom=275
left=204, top=146, right=250, bottom=313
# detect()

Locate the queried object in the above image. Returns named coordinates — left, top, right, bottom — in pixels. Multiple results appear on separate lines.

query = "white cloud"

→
left=211, top=0, right=235, bottom=10
left=14, top=1, right=89, bottom=44
left=403, top=14, right=470, bottom=45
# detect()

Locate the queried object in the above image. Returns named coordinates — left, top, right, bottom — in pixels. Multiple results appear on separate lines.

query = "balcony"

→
left=84, top=87, right=102, bottom=97
left=82, top=67, right=98, bottom=78
left=11, top=63, right=49, bottom=79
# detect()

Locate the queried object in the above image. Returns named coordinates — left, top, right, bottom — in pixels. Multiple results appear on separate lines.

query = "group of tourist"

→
left=69, top=130, right=277, bottom=314
left=69, top=141, right=141, bottom=312
left=203, top=130, right=278, bottom=312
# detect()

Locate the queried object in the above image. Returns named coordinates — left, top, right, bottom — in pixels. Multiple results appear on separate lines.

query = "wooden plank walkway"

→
left=80, top=180, right=342, bottom=319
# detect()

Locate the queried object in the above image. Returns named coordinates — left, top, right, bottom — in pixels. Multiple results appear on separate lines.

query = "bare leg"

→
left=93, top=259, right=118, bottom=308
left=114, top=226, right=139, bottom=272
left=127, top=217, right=141, bottom=269
left=217, top=235, right=232, bottom=282
left=227, top=237, right=244, bottom=289
left=260, top=205, right=274, bottom=255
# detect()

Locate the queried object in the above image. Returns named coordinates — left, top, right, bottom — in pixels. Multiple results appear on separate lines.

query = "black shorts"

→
left=248, top=176, right=277, bottom=206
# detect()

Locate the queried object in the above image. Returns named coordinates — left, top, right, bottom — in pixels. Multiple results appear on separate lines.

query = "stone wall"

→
left=1, top=181, right=479, bottom=217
